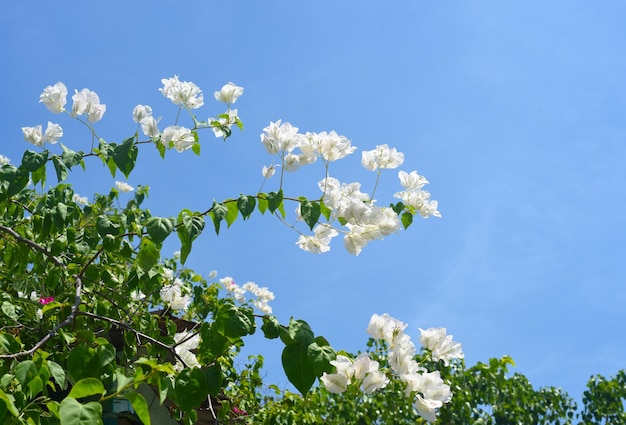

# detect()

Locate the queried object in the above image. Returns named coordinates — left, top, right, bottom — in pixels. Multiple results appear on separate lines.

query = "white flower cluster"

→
left=159, top=75, right=204, bottom=110
left=22, top=81, right=107, bottom=148
left=115, top=181, right=134, bottom=193
left=320, top=353, right=389, bottom=395
left=0, top=154, right=10, bottom=165
left=21, top=122, right=63, bottom=147
left=259, top=121, right=438, bottom=256
left=325, top=313, right=463, bottom=422
left=132, top=78, right=244, bottom=150
left=219, top=276, right=275, bottom=314
left=394, top=170, right=441, bottom=218
left=159, top=268, right=192, bottom=311
left=173, top=329, right=201, bottom=372
left=260, top=120, right=356, bottom=172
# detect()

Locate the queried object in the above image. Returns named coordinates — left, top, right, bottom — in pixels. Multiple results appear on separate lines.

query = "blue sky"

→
left=2, top=1, right=625, bottom=403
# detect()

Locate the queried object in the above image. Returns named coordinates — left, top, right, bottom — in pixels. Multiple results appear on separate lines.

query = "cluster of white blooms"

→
left=173, top=329, right=200, bottom=372
left=219, top=276, right=275, bottom=314
left=320, top=353, right=389, bottom=395
left=259, top=120, right=438, bottom=255
left=361, top=144, right=404, bottom=171
left=394, top=170, right=441, bottom=218
left=260, top=120, right=356, bottom=172
left=115, top=181, right=134, bottom=193
left=0, top=154, right=10, bottom=165
left=358, top=314, right=464, bottom=422
left=39, top=81, right=106, bottom=122
left=132, top=104, right=160, bottom=141
left=72, top=194, right=89, bottom=205
left=21, top=122, right=63, bottom=147
left=160, top=268, right=192, bottom=311
left=159, top=75, right=204, bottom=110
left=71, top=88, right=107, bottom=123
left=419, top=327, right=464, bottom=366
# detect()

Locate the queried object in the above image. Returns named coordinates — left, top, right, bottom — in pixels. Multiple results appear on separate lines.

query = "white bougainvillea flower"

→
left=262, top=164, right=278, bottom=178
left=361, top=144, right=404, bottom=171
left=419, top=327, right=464, bottom=365
left=161, top=125, right=195, bottom=152
left=0, top=154, right=10, bottom=165
left=320, top=371, right=350, bottom=394
left=71, top=88, right=106, bottom=122
left=43, top=122, right=63, bottom=144
left=132, top=104, right=152, bottom=123
left=296, top=224, right=338, bottom=254
left=140, top=116, right=160, bottom=140
left=72, top=194, right=88, bottom=205
left=260, top=120, right=301, bottom=155
left=39, top=82, right=67, bottom=114
left=414, top=395, right=443, bottom=422
left=115, top=181, right=134, bottom=192
left=22, top=125, right=44, bottom=147
left=214, top=82, right=244, bottom=105
left=398, top=170, right=428, bottom=190
left=160, top=75, right=204, bottom=109
left=361, top=370, right=389, bottom=394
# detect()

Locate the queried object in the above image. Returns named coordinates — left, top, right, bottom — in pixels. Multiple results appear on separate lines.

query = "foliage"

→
left=0, top=77, right=448, bottom=424
left=232, top=348, right=625, bottom=425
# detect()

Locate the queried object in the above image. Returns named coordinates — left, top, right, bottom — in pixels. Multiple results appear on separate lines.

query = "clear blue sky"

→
left=2, top=1, right=625, bottom=403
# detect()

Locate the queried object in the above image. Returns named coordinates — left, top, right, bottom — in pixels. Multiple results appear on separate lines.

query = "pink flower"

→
left=39, top=296, right=54, bottom=305
left=232, top=406, right=247, bottom=416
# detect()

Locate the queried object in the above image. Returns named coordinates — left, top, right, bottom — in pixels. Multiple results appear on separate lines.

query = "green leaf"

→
left=68, top=377, right=105, bottom=399
left=177, top=210, right=205, bottom=264
left=390, top=201, right=404, bottom=215
left=282, top=343, right=316, bottom=395
left=48, top=360, right=67, bottom=390
left=15, top=360, right=37, bottom=386
left=96, top=215, right=120, bottom=237
left=137, top=237, right=159, bottom=271
left=216, top=303, right=255, bottom=338
left=112, top=136, right=139, bottom=178
left=0, top=164, right=29, bottom=199
left=1, top=302, right=17, bottom=321
left=52, top=155, right=69, bottom=182
left=261, top=316, right=281, bottom=339
left=288, top=318, right=315, bottom=347
left=0, top=333, right=20, bottom=354
left=61, top=144, right=84, bottom=169
left=225, top=200, right=239, bottom=228
left=210, top=202, right=228, bottom=235
left=237, top=195, right=256, bottom=220
left=319, top=200, right=332, bottom=220
left=0, top=389, right=19, bottom=418
left=257, top=193, right=268, bottom=214
left=267, top=190, right=283, bottom=214
left=125, top=392, right=151, bottom=425
left=59, top=398, right=103, bottom=425
left=401, top=211, right=413, bottom=229
left=21, top=149, right=48, bottom=172
left=204, top=364, right=223, bottom=396
left=300, top=200, right=321, bottom=230
left=145, top=216, right=175, bottom=244
left=307, top=341, right=336, bottom=376
left=175, top=368, right=209, bottom=412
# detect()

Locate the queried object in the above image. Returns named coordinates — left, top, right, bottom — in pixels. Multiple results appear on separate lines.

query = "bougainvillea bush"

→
left=0, top=76, right=460, bottom=424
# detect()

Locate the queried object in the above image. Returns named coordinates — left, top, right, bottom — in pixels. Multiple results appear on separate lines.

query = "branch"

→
left=75, top=311, right=187, bottom=366
left=0, top=276, right=83, bottom=359
left=0, top=224, right=63, bottom=267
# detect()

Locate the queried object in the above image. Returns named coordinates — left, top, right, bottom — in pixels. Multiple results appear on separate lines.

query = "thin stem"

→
left=0, top=225, right=63, bottom=267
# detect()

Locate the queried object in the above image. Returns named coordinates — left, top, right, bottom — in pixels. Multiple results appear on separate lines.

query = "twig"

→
left=0, top=224, right=63, bottom=267
left=0, top=276, right=83, bottom=359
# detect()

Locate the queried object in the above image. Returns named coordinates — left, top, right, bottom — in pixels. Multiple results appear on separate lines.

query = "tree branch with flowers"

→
left=0, top=75, right=460, bottom=425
